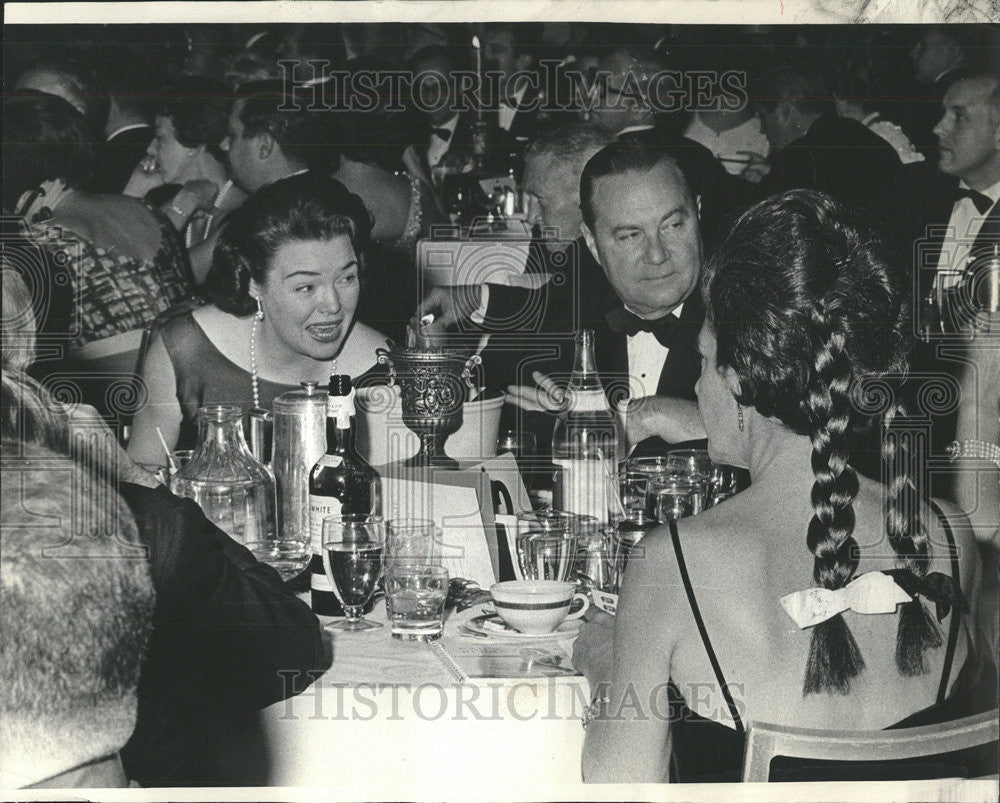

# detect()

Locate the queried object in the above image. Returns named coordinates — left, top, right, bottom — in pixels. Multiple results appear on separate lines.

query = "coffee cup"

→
left=489, top=580, right=590, bottom=635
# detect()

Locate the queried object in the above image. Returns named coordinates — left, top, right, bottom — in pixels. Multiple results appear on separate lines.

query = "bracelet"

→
left=581, top=694, right=610, bottom=730
left=947, top=440, right=1000, bottom=469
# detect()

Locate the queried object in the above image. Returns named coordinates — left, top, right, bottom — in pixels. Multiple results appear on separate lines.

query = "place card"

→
left=380, top=466, right=498, bottom=587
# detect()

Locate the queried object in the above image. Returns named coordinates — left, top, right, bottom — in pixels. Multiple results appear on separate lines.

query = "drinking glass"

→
left=708, top=464, right=740, bottom=507
left=626, top=456, right=674, bottom=481
left=515, top=510, right=579, bottom=581
left=167, top=449, right=194, bottom=491
left=245, top=539, right=310, bottom=582
left=647, top=475, right=703, bottom=522
left=386, top=518, right=438, bottom=571
left=385, top=565, right=450, bottom=641
left=665, top=449, right=712, bottom=479
left=322, top=514, right=386, bottom=632
left=618, top=470, right=650, bottom=518
left=516, top=509, right=576, bottom=538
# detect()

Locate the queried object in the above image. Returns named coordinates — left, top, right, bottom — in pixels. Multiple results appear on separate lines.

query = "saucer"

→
left=464, top=613, right=582, bottom=641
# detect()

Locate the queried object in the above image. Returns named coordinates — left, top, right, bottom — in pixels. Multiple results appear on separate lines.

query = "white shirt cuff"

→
left=470, top=285, right=490, bottom=325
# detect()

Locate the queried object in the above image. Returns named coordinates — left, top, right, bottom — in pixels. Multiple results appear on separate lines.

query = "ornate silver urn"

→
left=376, top=345, right=481, bottom=469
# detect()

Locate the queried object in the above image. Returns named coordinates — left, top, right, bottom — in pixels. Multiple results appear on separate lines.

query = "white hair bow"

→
left=780, top=571, right=913, bottom=629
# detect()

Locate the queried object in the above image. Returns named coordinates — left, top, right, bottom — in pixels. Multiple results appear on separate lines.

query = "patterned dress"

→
left=27, top=208, right=193, bottom=350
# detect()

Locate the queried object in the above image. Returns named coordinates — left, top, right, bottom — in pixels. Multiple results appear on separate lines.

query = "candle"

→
left=472, top=35, right=483, bottom=122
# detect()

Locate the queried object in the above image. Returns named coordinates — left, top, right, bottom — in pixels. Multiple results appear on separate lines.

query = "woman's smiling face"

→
left=251, top=235, right=361, bottom=362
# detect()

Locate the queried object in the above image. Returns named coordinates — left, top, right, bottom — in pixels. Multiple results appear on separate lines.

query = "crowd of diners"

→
left=1, top=21, right=998, bottom=788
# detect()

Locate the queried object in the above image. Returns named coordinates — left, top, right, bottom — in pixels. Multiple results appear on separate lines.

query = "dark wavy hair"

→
left=156, top=75, right=232, bottom=162
left=2, top=92, right=96, bottom=213
left=702, top=190, right=936, bottom=696
left=202, top=173, right=373, bottom=316
left=235, top=79, right=337, bottom=171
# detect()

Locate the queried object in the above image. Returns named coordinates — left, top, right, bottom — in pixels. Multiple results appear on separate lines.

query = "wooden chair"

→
left=741, top=709, right=999, bottom=783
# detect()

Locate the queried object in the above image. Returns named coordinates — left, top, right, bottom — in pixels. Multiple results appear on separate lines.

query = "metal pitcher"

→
left=271, top=382, right=327, bottom=543
left=376, top=345, right=481, bottom=469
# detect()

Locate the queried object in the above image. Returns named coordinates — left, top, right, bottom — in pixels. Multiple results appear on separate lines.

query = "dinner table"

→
left=206, top=595, right=592, bottom=797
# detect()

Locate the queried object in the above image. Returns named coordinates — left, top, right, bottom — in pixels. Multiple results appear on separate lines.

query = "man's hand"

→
left=624, top=395, right=707, bottom=446
left=505, top=370, right=566, bottom=413
left=738, top=151, right=771, bottom=184
left=412, top=285, right=483, bottom=330
left=573, top=610, right=615, bottom=689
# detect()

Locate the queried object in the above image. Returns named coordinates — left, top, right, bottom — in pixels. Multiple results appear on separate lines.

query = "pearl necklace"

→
left=185, top=179, right=234, bottom=249
left=249, top=313, right=335, bottom=409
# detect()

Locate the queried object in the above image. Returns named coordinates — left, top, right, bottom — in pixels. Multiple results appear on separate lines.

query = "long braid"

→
left=803, top=297, right=865, bottom=695
left=881, top=401, right=942, bottom=675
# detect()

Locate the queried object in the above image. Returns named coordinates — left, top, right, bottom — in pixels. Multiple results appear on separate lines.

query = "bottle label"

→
left=313, top=454, right=343, bottom=470
left=553, top=458, right=609, bottom=525
left=326, top=388, right=356, bottom=429
left=309, top=493, right=342, bottom=597
left=566, top=389, right=610, bottom=413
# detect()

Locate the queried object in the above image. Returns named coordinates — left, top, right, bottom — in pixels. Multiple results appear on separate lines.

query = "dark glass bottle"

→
left=307, top=375, right=380, bottom=616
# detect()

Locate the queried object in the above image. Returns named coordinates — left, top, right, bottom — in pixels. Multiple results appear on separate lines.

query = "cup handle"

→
left=461, top=353, right=482, bottom=389
left=376, top=348, right=396, bottom=385
left=565, top=592, right=590, bottom=621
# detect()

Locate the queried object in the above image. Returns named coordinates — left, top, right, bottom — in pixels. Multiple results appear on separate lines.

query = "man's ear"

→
left=776, top=100, right=794, bottom=126
left=581, top=221, right=600, bottom=266
left=257, top=132, right=276, bottom=160
left=696, top=195, right=702, bottom=218
left=515, top=53, right=533, bottom=73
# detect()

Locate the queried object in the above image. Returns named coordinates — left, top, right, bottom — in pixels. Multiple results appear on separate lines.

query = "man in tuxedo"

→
left=481, top=22, right=545, bottom=143
left=744, top=62, right=901, bottom=224
left=930, top=71, right=1000, bottom=299
left=905, top=70, right=1000, bottom=487
left=415, top=138, right=708, bottom=451
left=90, top=51, right=154, bottom=195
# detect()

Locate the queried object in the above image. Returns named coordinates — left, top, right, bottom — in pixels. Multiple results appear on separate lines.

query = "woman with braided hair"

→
left=575, top=190, right=994, bottom=783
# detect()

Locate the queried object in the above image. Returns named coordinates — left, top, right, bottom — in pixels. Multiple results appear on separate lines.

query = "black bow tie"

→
left=605, top=305, right=680, bottom=347
left=430, top=127, right=453, bottom=142
left=953, top=187, right=995, bottom=215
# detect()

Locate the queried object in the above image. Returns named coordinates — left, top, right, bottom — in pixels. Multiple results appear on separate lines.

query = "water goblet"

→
left=322, top=513, right=386, bottom=632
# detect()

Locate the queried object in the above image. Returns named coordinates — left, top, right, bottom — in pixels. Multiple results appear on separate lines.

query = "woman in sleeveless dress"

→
left=128, top=173, right=389, bottom=466
left=575, top=191, right=992, bottom=782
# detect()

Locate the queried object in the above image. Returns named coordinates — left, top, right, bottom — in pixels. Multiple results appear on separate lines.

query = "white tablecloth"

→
left=247, top=601, right=590, bottom=795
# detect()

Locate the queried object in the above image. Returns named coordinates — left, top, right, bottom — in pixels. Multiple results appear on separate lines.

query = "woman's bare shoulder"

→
left=349, top=321, right=391, bottom=353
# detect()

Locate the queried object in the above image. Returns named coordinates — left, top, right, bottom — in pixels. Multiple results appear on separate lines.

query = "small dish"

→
left=464, top=612, right=582, bottom=641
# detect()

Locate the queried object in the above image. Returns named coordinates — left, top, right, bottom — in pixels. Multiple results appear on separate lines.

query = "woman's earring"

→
left=737, top=402, right=744, bottom=432
left=254, top=297, right=264, bottom=321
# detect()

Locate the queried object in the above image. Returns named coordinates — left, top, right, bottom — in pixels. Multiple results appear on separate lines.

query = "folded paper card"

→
left=380, top=465, right=497, bottom=588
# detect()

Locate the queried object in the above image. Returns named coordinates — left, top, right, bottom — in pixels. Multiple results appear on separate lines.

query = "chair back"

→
left=741, top=709, right=1000, bottom=782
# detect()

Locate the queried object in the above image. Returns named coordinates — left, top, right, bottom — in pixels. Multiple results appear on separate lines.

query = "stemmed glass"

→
left=322, top=513, right=386, bottom=632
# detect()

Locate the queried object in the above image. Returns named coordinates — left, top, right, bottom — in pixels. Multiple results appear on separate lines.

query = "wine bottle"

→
left=307, top=375, right=380, bottom=616
left=552, top=330, right=623, bottom=526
